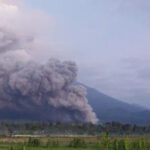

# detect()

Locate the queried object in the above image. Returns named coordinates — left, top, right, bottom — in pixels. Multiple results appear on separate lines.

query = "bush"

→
left=69, top=137, right=86, bottom=148
left=46, top=139, right=59, bottom=148
left=27, top=137, right=40, bottom=147
left=118, top=139, right=126, bottom=150
left=99, top=133, right=111, bottom=150
left=10, top=146, right=14, bottom=150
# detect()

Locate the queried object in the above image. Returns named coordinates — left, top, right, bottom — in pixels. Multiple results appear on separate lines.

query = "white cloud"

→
left=0, top=0, right=20, bottom=5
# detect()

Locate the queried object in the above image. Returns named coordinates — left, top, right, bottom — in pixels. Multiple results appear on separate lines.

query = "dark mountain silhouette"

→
left=0, top=82, right=150, bottom=125
left=82, top=84, right=150, bottom=125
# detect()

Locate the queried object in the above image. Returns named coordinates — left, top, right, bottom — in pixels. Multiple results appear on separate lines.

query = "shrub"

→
left=27, top=137, right=40, bottom=147
left=10, top=146, right=14, bottom=150
left=69, top=137, right=86, bottom=148
left=99, top=132, right=111, bottom=150
left=46, top=139, right=59, bottom=148
left=118, top=139, right=125, bottom=150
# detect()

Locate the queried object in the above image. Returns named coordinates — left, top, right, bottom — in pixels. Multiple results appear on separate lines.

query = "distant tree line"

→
left=0, top=121, right=150, bottom=136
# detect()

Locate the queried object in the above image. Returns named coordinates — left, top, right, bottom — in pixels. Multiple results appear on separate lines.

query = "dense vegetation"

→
left=0, top=122, right=150, bottom=136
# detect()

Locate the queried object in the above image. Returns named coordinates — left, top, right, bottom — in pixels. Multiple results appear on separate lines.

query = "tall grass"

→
left=3, top=136, right=150, bottom=150
left=98, top=134, right=149, bottom=150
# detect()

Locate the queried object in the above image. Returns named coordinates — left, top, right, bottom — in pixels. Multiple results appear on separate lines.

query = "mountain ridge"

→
left=0, top=82, right=150, bottom=124
left=82, top=84, right=150, bottom=125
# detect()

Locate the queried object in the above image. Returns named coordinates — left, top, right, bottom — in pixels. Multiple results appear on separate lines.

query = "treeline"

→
left=0, top=121, right=150, bottom=136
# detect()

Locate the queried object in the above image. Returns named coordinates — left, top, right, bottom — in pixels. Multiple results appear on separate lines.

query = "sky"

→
left=4, top=0, right=150, bottom=108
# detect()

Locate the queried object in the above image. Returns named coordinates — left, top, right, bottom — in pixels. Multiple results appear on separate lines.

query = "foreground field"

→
left=0, top=135, right=150, bottom=150
left=0, top=143, right=96, bottom=150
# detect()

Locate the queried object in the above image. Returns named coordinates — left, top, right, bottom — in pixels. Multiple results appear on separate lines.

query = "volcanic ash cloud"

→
left=0, top=27, right=98, bottom=124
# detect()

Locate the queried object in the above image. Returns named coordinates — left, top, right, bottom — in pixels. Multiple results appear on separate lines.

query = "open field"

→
left=0, top=135, right=150, bottom=150
left=0, top=136, right=98, bottom=143
left=0, top=143, right=96, bottom=150
left=0, top=136, right=98, bottom=150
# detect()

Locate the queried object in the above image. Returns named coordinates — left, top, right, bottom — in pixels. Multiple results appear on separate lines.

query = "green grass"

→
left=0, top=136, right=150, bottom=150
left=0, top=143, right=98, bottom=150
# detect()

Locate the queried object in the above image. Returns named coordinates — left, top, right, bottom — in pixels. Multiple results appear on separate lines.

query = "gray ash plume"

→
left=0, top=27, right=98, bottom=124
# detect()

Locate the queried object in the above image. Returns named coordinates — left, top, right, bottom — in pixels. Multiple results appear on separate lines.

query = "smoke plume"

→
left=0, top=1, right=98, bottom=124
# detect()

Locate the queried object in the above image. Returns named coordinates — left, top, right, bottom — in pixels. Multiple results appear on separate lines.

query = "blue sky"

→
left=22, top=0, right=150, bottom=108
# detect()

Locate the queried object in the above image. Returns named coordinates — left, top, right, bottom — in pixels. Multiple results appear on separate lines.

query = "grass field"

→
left=0, top=143, right=96, bottom=150
left=0, top=135, right=150, bottom=150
